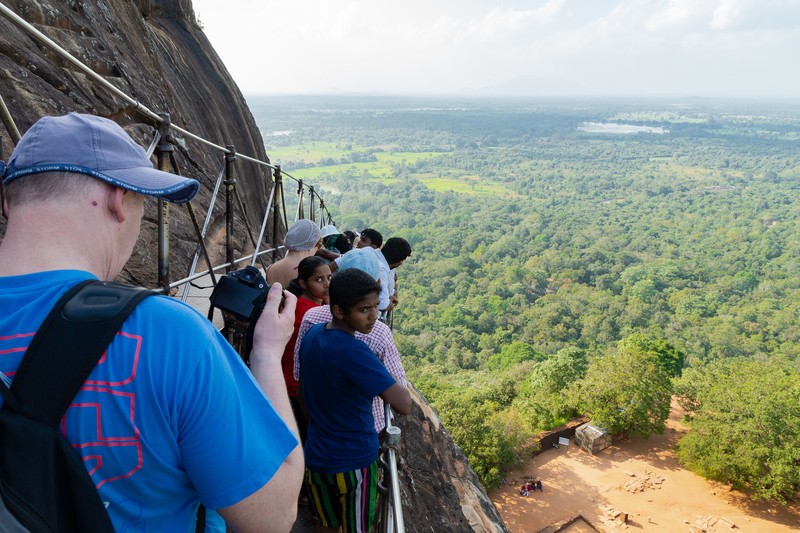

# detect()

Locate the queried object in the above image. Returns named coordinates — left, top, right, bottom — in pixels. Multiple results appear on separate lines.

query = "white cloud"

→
left=645, top=0, right=712, bottom=32
left=710, top=0, right=747, bottom=29
left=712, top=0, right=800, bottom=30
left=193, top=0, right=800, bottom=96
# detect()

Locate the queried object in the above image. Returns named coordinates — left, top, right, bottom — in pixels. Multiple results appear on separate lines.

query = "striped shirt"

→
left=294, top=305, right=407, bottom=432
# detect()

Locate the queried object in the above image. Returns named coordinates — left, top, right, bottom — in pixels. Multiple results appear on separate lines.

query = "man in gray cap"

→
left=0, top=113, right=303, bottom=532
left=267, top=218, right=322, bottom=288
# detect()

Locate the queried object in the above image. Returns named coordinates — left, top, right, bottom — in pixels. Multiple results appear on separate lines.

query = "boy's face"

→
left=356, top=236, right=372, bottom=249
left=338, top=291, right=380, bottom=335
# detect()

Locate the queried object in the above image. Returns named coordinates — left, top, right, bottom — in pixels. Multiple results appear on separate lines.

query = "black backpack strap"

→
left=7, top=280, right=155, bottom=427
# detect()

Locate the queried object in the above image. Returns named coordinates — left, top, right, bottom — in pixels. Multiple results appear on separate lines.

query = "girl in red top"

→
left=283, top=256, right=331, bottom=442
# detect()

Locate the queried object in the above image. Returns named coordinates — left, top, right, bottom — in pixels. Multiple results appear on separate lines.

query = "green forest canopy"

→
left=252, top=95, right=800, bottom=499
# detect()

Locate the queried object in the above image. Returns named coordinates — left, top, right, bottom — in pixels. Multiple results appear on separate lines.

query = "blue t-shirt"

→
left=0, top=270, right=298, bottom=532
left=299, top=324, right=396, bottom=474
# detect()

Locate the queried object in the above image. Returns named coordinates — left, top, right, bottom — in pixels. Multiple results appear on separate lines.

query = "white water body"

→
left=578, top=122, right=668, bottom=134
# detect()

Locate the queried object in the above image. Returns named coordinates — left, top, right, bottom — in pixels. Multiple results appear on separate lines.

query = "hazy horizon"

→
left=241, top=91, right=800, bottom=101
left=192, top=0, right=800, bottom=99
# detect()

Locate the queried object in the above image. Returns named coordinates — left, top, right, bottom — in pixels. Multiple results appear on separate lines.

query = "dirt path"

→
left=490, top=403, right=800, bottom=532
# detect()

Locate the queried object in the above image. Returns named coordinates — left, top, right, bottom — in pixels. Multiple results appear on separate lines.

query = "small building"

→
left=574, top=422, right=611, bottom=454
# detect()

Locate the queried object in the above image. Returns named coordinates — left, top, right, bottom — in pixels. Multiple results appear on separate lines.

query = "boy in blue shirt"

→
left=299, top=268, right=411, bottom=533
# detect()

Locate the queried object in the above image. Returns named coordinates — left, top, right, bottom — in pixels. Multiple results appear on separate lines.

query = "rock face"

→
left=0, top=1, right=510, bottom=531
left=0, top=0, right=278, bottom=286
left=397, top=386, right=511, bottom=532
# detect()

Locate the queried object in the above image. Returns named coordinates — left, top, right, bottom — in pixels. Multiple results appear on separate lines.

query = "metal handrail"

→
left=166, top=246, right=284, bottom=293
left=379, top=404, right=405, bottom=533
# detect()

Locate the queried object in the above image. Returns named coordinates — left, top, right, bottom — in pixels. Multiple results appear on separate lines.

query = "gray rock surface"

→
left=396, top=386, right=512, bottom=532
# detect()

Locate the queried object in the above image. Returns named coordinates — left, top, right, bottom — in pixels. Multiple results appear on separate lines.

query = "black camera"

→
left=209, top=265, right=270, bottom=323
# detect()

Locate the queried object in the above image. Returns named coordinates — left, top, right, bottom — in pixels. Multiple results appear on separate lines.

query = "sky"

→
left=191, top=0, right=800, bottom=97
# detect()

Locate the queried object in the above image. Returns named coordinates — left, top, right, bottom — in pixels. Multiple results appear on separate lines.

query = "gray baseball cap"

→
left=1, top=113, right=199, bottom=204
left=284, top=219, right=321, bottom=251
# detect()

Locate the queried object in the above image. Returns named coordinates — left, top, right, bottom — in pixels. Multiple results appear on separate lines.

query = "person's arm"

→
left=379, top=382, right=412, bottom=415
left=372, top=325, right=407, bottom=387
left=219, top=283, right=304, bottom=533
left=315, top=248, right=340, bottom=261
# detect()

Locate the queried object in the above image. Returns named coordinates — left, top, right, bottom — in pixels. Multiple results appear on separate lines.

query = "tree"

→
left=486, top=341, right=542, bottom=370
left=574, top=336, right=673, bottom=438
left=514, top=347, right=587, bottom=430
left=675, top=358, right=800, bottom=503
left=617, top=334, right=685, bottom=378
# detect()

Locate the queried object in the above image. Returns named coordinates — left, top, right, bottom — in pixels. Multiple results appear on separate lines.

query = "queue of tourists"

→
left=0, top=113, right=413, bottom=533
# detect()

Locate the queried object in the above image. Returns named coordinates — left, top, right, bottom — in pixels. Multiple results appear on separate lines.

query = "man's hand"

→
left=250, top=283, right=297, bottom=363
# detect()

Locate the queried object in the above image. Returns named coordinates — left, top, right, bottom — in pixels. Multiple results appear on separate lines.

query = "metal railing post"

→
left=309, top=186, right=316, bottom=222
left=319, top=197, right=326, bottom=227
left=385, top=425, right=404, bottom=533
left=378, top=404, right=405, bottom=533
left=155, top=113, right=172, bottom=293
left=0, top=93, right=21, bottom=143
left=224, top=145, right=237, bottom=272
left=278, top=165, right=288, bottom=230
left=296, top=179, right=305, bottom=221
left=272, top=166, right=283, bottom=263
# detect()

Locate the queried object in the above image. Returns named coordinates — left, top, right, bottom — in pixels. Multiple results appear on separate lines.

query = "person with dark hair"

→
left=0, top=113, right=303, bottom=531
left=377, top=237, right=412, bottom=315
left=329, top=227, right=382, bottom=273
left=319, top=225, right=353, bottom=255
left=299, top=268, right=411, bottom=533
left=328, top=233, right=353, bottom=254
left=356, top=228, right=383, bottom=249
left=293, top=248, right=407, bottom=433
left=283, top=256, right=331, bottom=442
left=343, top=230, right=358, bottom=247
left=381, top=237, right=412, bottom=266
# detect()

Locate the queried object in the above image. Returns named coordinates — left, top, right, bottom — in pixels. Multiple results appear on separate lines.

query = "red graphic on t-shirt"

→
left=0, top=330, right=146, bottom=490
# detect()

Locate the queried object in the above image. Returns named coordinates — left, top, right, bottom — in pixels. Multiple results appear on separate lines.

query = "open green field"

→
left=266, top=141, right=353, bottom=163
left=274, top=149, right=449, bottom=181
left=284, top=162, right=384, bottom=180
left=418, top=175, right=518, bottom=197
left=654, top=160, right=748, bottom=182
left=267, top=142, right=448, bottom=166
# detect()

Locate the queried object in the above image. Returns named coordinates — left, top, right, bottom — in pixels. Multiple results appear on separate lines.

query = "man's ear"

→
left=107, top=187, right=127, bottom=223
left=331, top=303, right=346, bottom=320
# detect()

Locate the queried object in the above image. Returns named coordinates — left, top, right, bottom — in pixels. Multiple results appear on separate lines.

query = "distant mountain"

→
left=466, top=74, right=588, bottom=96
